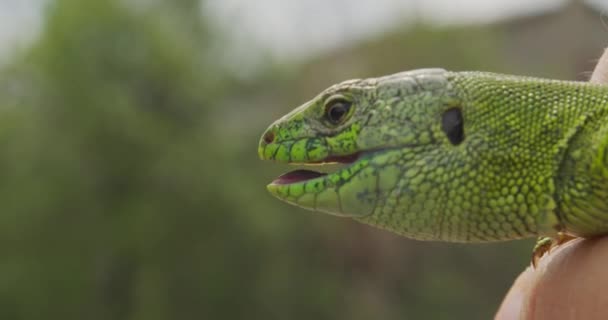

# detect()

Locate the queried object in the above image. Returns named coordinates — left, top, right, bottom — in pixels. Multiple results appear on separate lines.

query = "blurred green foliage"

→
left=0, top=0, right=562, bottom=319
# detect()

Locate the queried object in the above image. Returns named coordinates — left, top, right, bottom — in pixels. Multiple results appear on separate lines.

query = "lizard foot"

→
left=531, top=233, right=578, bottom=268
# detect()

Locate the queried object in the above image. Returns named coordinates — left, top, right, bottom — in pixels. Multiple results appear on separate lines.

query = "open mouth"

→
left=271, top=152, right=361, bottom=185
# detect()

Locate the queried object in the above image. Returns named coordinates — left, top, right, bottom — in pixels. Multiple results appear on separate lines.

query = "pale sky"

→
left=205, top=0, right=567, bottom=61
left=1, top=0, right=597, bottom=64
left=0, top=0, right=45, bottom=63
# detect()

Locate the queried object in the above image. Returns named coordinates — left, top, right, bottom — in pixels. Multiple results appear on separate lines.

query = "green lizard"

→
left=258, top=68, right=608, bottom=264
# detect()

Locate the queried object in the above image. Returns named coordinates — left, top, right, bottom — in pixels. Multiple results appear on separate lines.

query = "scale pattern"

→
left=259, top=70, right=608, bottom=243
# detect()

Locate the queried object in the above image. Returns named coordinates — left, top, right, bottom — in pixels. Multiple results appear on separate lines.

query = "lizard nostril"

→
left=263, top=131, right=275, bottom=144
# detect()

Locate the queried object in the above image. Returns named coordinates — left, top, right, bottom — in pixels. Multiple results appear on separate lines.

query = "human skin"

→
left=495, top=49, right=608, bottom=320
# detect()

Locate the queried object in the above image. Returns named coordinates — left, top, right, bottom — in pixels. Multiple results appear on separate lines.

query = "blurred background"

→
left=0, top=0, right=606, bottom=319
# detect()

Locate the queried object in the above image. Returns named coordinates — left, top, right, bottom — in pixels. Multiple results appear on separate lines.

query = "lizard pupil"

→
left=442, top=108, right=464, bottom=145
left=326, top=101, right=351, bottom=124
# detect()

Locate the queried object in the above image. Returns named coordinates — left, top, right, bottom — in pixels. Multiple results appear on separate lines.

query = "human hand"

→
left=496, top=237, right=608, bottom=319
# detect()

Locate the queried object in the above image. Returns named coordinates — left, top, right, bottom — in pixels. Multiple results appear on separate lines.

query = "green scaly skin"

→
left=258, top=69, right=608, bottom=245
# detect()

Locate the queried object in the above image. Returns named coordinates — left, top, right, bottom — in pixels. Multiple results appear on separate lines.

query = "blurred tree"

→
left=0, top=0, right=230, bottom=319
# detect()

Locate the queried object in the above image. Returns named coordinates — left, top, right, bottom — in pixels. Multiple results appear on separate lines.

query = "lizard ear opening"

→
left=442, top=108, right=464, bottom=145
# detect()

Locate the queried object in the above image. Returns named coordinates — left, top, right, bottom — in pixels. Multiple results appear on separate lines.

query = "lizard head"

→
left=259, top=68, right=463, bottom=219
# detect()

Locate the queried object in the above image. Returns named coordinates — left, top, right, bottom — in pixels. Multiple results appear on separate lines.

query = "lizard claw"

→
left=532, top=236, right=553, bottom=268
left=531, top=233, right=578, bottom=268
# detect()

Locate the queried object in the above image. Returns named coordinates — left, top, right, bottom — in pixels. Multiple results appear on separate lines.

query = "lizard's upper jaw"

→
left=270, top=153, right=361, bottom=185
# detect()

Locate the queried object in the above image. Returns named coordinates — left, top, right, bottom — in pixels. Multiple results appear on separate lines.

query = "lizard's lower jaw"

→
left=266, top=151, right=378, bottom=218
left=269, top=152, right=360, bottom=185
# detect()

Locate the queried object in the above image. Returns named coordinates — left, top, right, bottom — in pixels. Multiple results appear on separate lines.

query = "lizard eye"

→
left=442, top=108, right=464, bottom=145
left=325, top=99, right=351, bottom=125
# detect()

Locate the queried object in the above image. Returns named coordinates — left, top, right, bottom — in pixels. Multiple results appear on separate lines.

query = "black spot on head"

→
left=442, top=107, right=464, bottom=145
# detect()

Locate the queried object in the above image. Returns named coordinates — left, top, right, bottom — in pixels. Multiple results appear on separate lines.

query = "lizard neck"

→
left=556, top=107, right=608, bottom=237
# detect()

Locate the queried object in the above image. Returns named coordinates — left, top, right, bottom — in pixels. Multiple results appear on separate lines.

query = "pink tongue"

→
left=272, top=170, right=327, bottom=185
